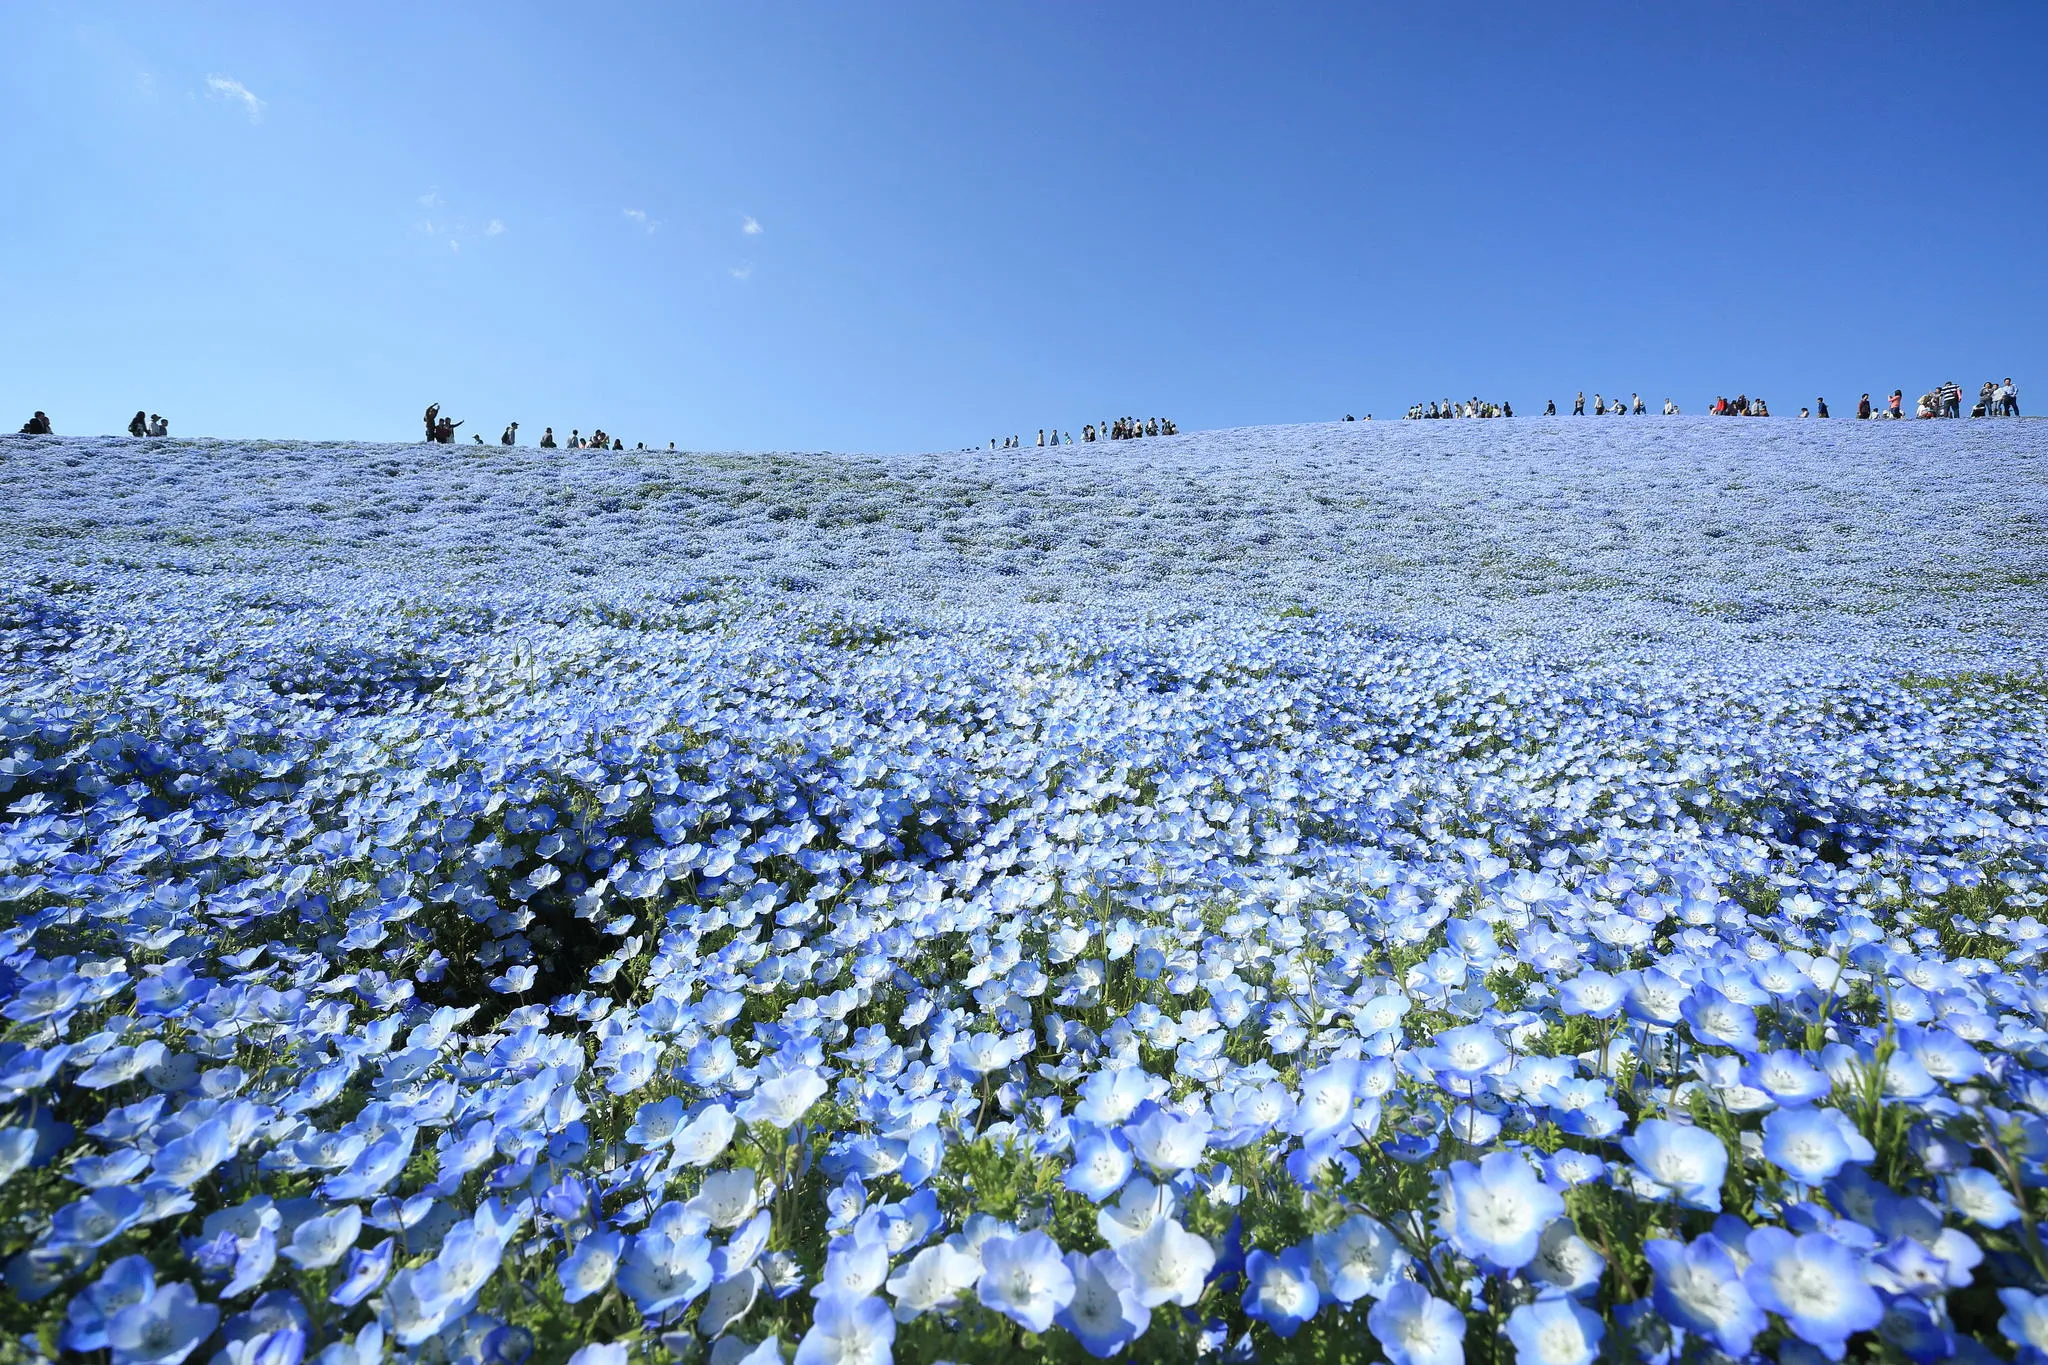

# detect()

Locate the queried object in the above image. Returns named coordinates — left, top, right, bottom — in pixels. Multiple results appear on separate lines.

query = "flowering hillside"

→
left=2, top=420, right=2046, bottom=1365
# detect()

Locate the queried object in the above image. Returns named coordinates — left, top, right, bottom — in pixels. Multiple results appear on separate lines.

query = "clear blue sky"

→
left=4, top=2, right=2042, bottom=450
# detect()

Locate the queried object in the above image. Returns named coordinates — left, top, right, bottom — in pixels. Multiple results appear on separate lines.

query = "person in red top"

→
left=1888, top=390, right=1905, bottom=419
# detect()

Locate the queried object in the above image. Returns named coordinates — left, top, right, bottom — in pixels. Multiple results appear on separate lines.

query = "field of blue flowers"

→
left=3, top=419, right=2047, bottom=1365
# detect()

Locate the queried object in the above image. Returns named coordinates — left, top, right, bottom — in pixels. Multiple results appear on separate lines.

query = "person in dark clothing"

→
left=1857, top=394, right=1872, bottom=419
left=1572, top=392, right=1585, bottom=415
left=540, top=427, right=557, bottom=448
left=1544, top=399, right=1556, bottom=416
left=1816, top=397, right=1829, bottom=418
left=434, top=416, right=461, bottom=443
left=1939, top=382, right=1961, bottom=418
left=128, top=411, right=148, bottom=437
left=424, top=403, right=441, bottom=442
left=472, top=433, right=484, bottom=444
left=1502, top=401, right=1513, bottom=417
left=18, top=412, right=52, bottom=435
left=2001, top=378, right=2020, bottom=417
left=501, top=422, right=519, bottom=445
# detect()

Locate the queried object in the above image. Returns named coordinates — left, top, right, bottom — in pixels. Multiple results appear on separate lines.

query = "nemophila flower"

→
left=49, top=1185, right=147, bottom=1248
left=1504, top=1297, right=1603, bottom=1365
left=2000, top=1287, right=2048, bottom=1362
left=814, top=1238, right=890, bottom=1302
left=329, top=1237, right=393, bottom=1307
left=1075, top=1066, right=1152, bottom=1125
left=105, top=1281, right=219, bottom=1365
left=1762, top=1107, right=1875, bottom=1185
left=628, top=1095, right=688, bottom=1147
left=280, top=1203, right=360, bottom=1271
left=978, top=1231, right=1075, bottom=1333
left=559, top=1231, right=626, bottom=1303
left=1438, top=1151, right=1562, bottom=1272
left=673, top=1104, right=739, bottom=1166
left=1947, top=1167, right=2021, bottom=1227
left=1527, top=1218, right=1605, bottom=1298
left=1746, top=1050, right=1831, bottom=1105
left=1625, top=970, right=1688, bottom=1028
left=699, top=1266, right=762, bottom=1339
left=1311, top=1213, right=1407, bottom=1304
left=1064, top=1125, right=1134, bottom=1201
left=1557, top=970, right=1624, bottom=1019
left=794, top=1294, right=894, bottom=1365
left=1645, top=1235, right=1766, bottom=1358
left=690, top=1169, right=762, bottom=1230
left=1097, top=1177, right=1174, bottom=1249
left=65, top=1255, right=156, bottom=1352
left=740, top=1070, right=826, bottom=1129
left=1743, top=1227, right=1884, bottom=1360
left=1242, top=1245, right=1319, bottom=1338
left=1621, top=1119, right=1728, bottom=1211
left=1367, top=1283, right=1465, bottom=1365
left=620, top=1229, right=714, bottom=1316
left=1682, top=989, right=1759, bottom=1053
left=1123, top=1102, right=1210, bottom=1175
left=1117, top=1214, right=1214, bottom=1308
left=886, top=1242, right=981, bottom=1320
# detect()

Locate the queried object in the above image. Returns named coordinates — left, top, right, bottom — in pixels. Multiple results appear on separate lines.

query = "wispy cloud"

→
left=418, top=191, right=443, bottom=209
left=623, top=208, right=658, bottom=235
left=741, top=215, right=762, bottom=236
left=728, top=262, right=754, bottom=281
left=205, top=74, right=265, bottom=121
left=485, top=219, right=506, bottom=236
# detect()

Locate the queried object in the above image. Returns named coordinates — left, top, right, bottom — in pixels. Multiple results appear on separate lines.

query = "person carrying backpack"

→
left=127, top=411, right=148, bottom=437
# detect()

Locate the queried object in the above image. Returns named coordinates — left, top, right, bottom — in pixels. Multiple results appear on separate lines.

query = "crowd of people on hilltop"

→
left=1407, top=398, right=1514, bottom=419
left=5, top=379, right=2026, bottom=447
left=420, top=406, right=689, bottom=453
left=988, top=417, right=1179, bottom=449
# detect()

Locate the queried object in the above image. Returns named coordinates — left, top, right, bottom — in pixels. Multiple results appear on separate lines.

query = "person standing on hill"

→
left=1816, top=397, right=1829, bottom=418
left=1887, top=390, right=1905, bottom=419
left=424, top=403, right=441, bottom=442
left=1572, top=392, right=1585, bottom=415
left=2001, top=378, right=2021, bottom=416
left=501, top=422, right=519, bottom=445
left=1857, top=394, right=1872, bottom=419
left=1939, top=381, right=1961, bottom=418
left=127, top=411, right=148, bottom=437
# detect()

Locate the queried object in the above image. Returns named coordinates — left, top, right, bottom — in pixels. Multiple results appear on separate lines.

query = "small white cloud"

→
left=728, top=262, right=754, bottom=281
left=623, top=208, right=657, bottom=235
left=418, top=191, right=442, bottom=209
left=450, top=239, right=461, bottom=253
left=741, top=215, right=761, bottom=236
left=206, top=74, right=265, bottom=121
left=485, top=219, right=506, bottom=236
